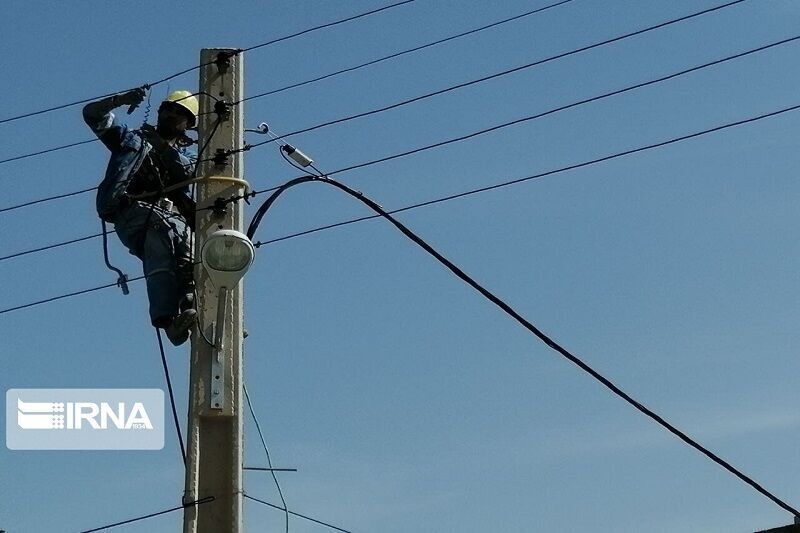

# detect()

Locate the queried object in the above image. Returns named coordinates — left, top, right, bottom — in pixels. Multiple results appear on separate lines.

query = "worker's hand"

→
left=140, top=123, right=169, bottom=151
left=114, top=87, right=146, bottom=109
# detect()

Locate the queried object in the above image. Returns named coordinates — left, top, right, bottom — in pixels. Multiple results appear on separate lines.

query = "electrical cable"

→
left=4, top=32, right=797, bottom=223
left=235, top=0, right=575, bottom=105
left=0, top=0, right=742, bottom=167
left=247, top=171, right=800, bottom=520
left=244, top=382, right=289, bottom=533
left=243, top=493, right=352, bottom=533
left=0, top=138, right=99, bottom=165
left=156, top=328, right=187, bottom=466
left=0, top=0, right=415, bottom=127
left=0, top=185, right=97, bottom=214
left=237, top=0, right=748, bottom=153
left=78, top=496, right=215, bottom=533
left=0, top=231, right=104, bottom=262
left=3, top=100, right=800, bottom=313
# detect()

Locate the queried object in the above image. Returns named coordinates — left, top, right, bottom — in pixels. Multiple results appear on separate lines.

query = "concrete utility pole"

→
left=184, top=48, right=246, bottom=533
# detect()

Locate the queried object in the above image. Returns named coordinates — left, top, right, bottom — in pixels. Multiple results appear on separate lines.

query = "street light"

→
left=201, top=229, right=255, bottom=289
left=200, top=229, right=255, bottom=410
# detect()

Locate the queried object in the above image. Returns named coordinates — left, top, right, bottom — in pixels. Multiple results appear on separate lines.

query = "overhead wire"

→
left=0, top=0, right=742, bottom=168
left=234, top=0, right=575, bottom=105
left=4, top=100, right=800, bottom=316
left=247, top=171, right=800, bottom=519
left=243, top=493, right=352, bottom=533
left=0, top=0, right=415, bottom=127
left=77, top=496, right=215, bottom=533
left=4, top=31, right=797, bottom=257
left=236, top=0, right=748, bottom=153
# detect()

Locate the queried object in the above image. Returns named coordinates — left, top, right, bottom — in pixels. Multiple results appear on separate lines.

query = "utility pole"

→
left=184, top=48, right=245, bottom=533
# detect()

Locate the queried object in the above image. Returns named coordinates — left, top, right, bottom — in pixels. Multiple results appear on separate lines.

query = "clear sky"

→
left=2, top=1, right=799, bottom=531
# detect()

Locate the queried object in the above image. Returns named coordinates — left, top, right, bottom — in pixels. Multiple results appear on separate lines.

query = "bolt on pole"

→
left=183, top=48, right=246, bottom=533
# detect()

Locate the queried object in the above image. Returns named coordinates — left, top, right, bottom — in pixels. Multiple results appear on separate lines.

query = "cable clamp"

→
left=215, top=52, right=232, bottom=73
left=213, top=149, right=229, bottom=167
left=214, top=100, right=231, bottom=121
left=212, top=197, right=228, bottom=218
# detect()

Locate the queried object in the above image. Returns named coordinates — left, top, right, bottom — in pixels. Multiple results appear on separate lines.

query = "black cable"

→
left=0, top=185, right=97, bottom=213
left=0, top=138, right=99, bottom=165
left=243, top=493, right=352, bottom=533
left=248, top=173, right=800, bottom=519
left=78, top=496, right=214, bottom=533
left=101, top=221, right=129, bottom=295
left=0, top=231, right=104, bottom=262
left=0, top=0, right=415, bottom=127
left=156, top=328, right=187, bottom=466
left=239, top=0, right=748, bottom=152
left=6, top=97, right=800, bottom=280
left=236, top=0, right=574, bottom=105
left=6, top=19, right=789, bottom=214
left=238, top=0, right=414, bottom=54
left=244, top=382, right=289, bottom=533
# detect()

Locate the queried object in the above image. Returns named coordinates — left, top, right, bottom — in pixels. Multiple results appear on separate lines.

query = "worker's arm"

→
left=82, top=89, right=145, bottom=150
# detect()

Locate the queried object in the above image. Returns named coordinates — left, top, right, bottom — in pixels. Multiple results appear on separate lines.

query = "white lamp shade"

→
left=201, top=229, right=255, bottom=288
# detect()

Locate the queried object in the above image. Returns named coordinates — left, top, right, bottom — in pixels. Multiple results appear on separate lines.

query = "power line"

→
left=0, top=185, right=97, bottom=214
left=5, top=30, right=794, bottom=247
left=0, top=138, right=98, bottom=165
left=243, top=493, right=352, bottom=533
left=2, top=100, right=798, bottom=316
left=0, top=0, right=742, bottom=168
left=248, top=172, right=800, bottom=519
left=0, top=0, right=415, bottom=127
left=78, top=496, right=215, bottom=533
left=238, top=0, right=414, bottom=54
left=239, top=0, right=747, bottom=152
left=0, top=231, right=104, bottom=262
left=236, top=0, right=575, bottom=105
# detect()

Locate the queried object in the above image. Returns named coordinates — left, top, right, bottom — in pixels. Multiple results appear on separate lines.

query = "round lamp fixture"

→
left=201, top=229, right=255, bottom=288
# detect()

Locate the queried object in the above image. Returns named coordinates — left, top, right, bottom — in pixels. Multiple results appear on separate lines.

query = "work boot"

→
left=164, top=308, right=197, bottom=346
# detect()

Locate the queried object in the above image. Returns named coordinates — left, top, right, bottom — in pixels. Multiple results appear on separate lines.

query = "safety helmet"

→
left=162, top=90, right=199, bottom=127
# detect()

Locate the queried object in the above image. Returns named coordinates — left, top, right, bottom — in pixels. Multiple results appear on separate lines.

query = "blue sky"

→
left=2, top=1, right=800, bottom=531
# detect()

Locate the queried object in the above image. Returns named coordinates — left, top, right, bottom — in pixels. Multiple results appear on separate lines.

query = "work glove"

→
left=115, top=87, right=146, bottom=107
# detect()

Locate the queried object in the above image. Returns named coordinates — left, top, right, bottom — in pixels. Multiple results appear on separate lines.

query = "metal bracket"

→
left=209, top=287, right=229, bottom=410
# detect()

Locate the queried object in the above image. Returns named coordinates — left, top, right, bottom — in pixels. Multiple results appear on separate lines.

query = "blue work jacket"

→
left=83, top=109, right=196, bottom=220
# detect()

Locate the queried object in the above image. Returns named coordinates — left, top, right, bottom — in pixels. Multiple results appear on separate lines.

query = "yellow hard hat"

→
left=162, top=90, right=199, bottom=127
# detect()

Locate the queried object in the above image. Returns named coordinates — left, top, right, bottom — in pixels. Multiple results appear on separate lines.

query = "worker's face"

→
left=157, top=103, right=192, bottom=139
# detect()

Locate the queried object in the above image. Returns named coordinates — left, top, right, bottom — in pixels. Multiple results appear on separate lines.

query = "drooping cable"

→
left=3, top=100, right=800, bottom=315
left=244, top=382, right=289, bottom=533
left=0, top=0, right=415, bottom=127
left=243, top=493, right=352, bottom=533
left=247, top=172, right=800, bottom=520
left=237, top=0, right=748, bottom=153
left=101, top=221, right=129, bottom=295
left=156, top=328, right=187, bottom=465
left=77, top=496, right=214, bottom=533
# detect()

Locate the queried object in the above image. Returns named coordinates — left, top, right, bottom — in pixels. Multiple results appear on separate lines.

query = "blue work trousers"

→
left=112, top=201, right=194, bottom=325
